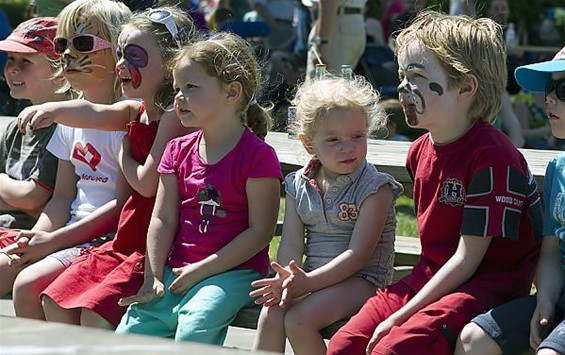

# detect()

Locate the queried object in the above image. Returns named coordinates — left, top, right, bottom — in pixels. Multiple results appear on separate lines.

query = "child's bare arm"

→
left=32, top=159, right=77, bottom=232
left=119, top=173, right=179, bottom=305
left=0, top=174, right=51, bottom=213
left=169, top=177, right=280, bottom=294
left=19, top=100, right=140, bottom=133
left=9, top=166, right=129, bottom=264
left=281, top=185, right=393, bottom=299
left=9, top=199, right=118, bottom=265
left=530, top=235, right=563, bottom=348
left=0, top=196, right=14, bottom=211
left=120, top=109, right=193, bottom=197
left=277, top=195, right=306, bottom=266
left=367, top=234, right=491, bottom=351
left=248, top=195, right=306, bottom=306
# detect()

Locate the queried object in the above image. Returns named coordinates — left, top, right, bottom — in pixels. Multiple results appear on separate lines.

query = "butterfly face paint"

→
left=116, top=44, right=148, bottom=89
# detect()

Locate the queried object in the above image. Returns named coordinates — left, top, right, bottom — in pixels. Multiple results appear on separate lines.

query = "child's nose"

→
left=5, top=62, right=17, bottom=74
left=175, top=91, right=186, bottom=101
left=341, top=140, right=354, bottom=152
left=115, top=57, right=127, bottom=69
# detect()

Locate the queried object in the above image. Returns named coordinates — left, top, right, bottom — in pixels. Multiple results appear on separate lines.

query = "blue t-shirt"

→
left=542, top=153, right=565, bottom=270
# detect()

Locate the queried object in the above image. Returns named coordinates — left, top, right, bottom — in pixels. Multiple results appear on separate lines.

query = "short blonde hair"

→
left=395, top=11, right=507, bottom=123
left=292, top=75, right=386, bottom=143
left=56, top=0, right=132, bottom=101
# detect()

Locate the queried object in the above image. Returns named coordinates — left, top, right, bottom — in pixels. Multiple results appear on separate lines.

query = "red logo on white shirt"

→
left=72, top=143, right=102, bottom=171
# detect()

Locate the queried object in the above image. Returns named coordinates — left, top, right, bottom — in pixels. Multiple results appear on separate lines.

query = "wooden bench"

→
left=231, top=220, right=421, bottom=339
left=228, top=131, right=557, bottom=338
left=0, top=117, right=554, bottom=339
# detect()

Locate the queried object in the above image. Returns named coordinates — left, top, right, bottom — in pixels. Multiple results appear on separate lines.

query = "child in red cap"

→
left=0, top=17, right=74, bottom=231
left=0, top=17, right=75, bottom=296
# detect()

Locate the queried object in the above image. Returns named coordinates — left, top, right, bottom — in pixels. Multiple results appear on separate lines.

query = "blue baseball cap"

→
left=514, top=46, right=565, bottom=92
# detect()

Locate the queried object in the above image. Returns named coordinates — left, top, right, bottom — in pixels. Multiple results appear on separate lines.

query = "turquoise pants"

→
left=115, top=267, right=260, bottom=345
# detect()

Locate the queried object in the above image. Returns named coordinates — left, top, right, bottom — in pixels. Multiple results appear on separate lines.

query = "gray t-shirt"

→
left=285, top=159, right=403, bottom=287
left=0, top=120, right=57, bottom=229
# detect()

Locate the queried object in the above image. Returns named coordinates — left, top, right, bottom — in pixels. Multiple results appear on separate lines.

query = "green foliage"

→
left=0, top=0, right=28, bottom=28
left=395, top=195, right=418, bottom=238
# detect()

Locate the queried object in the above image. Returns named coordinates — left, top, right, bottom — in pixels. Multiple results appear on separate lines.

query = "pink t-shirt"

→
left=158, top=128, right=283, bottom=275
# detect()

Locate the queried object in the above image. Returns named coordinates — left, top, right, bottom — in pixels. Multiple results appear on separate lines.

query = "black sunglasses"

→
left=53, top=34, right=112, bottom=55
left=545, top=78, right=565, bottom=101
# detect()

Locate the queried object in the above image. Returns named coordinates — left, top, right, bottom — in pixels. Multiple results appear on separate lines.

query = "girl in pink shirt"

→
left=115, top=32, right=283, bottom=345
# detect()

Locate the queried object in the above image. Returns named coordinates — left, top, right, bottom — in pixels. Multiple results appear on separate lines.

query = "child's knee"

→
left=258, top=304, right=284, bottom=325
left=458, top=322, right=484, bottom=344
left=455, top=322, right=500, bottom=355
left=41, top=295, right=58, bottom=314
left=13, top=267, right=40, bottom=297
left=175, top=318, right=227, bottom=345
left=284, top=307, right=315, bottom=335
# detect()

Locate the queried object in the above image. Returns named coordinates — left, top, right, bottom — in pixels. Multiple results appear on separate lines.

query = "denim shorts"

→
left=472, top=293, right=565, bottom=354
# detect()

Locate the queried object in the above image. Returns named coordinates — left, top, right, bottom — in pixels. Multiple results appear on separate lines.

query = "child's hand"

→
left=250, top=261, right=292, bottom=307
left=17, top=103, right=57, bottom=135
left=169, top=263, right=205, bottom=295
left=279, top=260, right=309, bottom=306
left=6, top=231, right=54, bottom=266
left=529, top=299, right=554, bottom=349
left=118, top=277, right=165, bottom=306
left=366, top=316, right=398, bottom=354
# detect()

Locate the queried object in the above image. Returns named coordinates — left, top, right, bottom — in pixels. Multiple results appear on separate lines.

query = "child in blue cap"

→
left=456, top=47, right=565, bottom=355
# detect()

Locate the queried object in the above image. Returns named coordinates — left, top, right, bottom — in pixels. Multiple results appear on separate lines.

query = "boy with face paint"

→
left=327, top=11, right=542, bottom=355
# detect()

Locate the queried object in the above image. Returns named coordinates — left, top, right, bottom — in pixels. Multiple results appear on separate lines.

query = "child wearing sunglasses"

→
left=17, top=6, right=198, bottom=330
left=456, top=47, right=565, bottom=355
left=0, top=0, right=132, bottom=320
left=114, top=32, right=282, bottom=345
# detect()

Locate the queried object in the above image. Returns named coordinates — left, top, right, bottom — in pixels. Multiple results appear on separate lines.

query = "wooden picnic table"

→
left=265, top=131, right=558, bottom=194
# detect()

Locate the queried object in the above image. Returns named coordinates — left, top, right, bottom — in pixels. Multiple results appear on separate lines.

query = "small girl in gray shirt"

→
left=251, top=74, right=403, bottom=354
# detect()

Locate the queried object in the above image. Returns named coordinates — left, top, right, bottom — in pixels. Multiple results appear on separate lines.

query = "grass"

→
left=269, top=195, right=418, bottom=260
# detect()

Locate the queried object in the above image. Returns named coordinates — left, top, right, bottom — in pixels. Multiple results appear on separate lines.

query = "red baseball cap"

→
left=0, top=17, right=59, bottom=59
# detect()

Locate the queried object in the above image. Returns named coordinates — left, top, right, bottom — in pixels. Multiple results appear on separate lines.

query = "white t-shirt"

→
left=47, top=125, right=125, bottom=225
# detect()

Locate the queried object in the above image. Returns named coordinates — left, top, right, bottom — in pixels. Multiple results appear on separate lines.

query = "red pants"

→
left=0, top=228, right=20, bottom=249
left=327, top=280, right=487, bottom=355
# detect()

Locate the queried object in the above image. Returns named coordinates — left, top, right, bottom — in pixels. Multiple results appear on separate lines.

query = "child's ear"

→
left=224, top=81, right=243, bottom=106
left=299, top=133, right=315, bottom=155
left=458, top=74, right=478, bottom=100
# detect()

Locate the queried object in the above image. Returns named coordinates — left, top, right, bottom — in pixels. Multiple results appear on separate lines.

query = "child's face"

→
left=115, top=26, right=166, bottom=101
left=304, top=108, right=368, bottom=176
left=546, top=72, right=565, bottom=139
left=57, top=23, right=115, bottom=94
left=3, top=52, right=59, bottom=104
left=397, top=42, right=458, bottom=131
left=172, top=60, right=230, bottom=128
